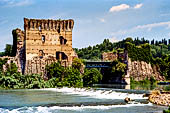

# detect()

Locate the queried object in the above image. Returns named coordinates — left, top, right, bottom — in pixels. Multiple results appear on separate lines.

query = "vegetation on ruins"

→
left=75, top=37, right=170, bottom=79
left=1, top=37, right=170, bottom=89
left=45, top=61, right=83, bottom=87
left=0, top=58, right=103, bottom=89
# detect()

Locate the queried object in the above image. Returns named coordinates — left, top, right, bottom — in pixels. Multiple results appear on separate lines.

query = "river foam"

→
left=40, top=87, right=148, bottom=100
left=0, top=102, right=153, bottom=113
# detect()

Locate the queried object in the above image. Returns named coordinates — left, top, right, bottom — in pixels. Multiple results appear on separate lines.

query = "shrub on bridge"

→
left=111, top=60, right=127, bottom=77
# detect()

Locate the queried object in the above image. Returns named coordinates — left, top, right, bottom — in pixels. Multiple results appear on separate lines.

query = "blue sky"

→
left=0, top=0, right=170, bottom=51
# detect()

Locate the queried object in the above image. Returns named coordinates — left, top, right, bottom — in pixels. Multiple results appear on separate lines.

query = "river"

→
left=0, top=87, right=168, bottom=113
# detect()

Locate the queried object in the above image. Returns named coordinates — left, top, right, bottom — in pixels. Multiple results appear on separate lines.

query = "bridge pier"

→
left=124, top=72, right=130, bottom=85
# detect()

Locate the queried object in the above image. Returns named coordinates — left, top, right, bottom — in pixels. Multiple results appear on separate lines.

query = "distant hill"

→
left=74, top=37, right=170, bottom=61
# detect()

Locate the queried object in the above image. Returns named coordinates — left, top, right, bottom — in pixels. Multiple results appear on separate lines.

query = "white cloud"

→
left=109, top=37, right=120, bottom=43
left=109, top=3, right=143, bottom=13
left=134, top=4, right=143, bottom=9
left=99, top=18, right=105, bottom=23
left=111, top=21, right=170, bottom=36
left=1, top=0, right=33, bottom=7
left=109, top=4, right=130, bottom=12
left=135, top=21, right=170, bottom=31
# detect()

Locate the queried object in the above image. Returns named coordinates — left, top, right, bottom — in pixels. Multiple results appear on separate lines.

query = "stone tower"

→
left=13, top=18, right=76, bottom=75
left=24, top=18, right=74, bottom=62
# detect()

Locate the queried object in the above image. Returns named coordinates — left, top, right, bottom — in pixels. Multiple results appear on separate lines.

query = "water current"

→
left=0, top=87, right=167, bottom=113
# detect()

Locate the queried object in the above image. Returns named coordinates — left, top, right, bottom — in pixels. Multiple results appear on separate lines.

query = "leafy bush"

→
left=62, top=67, right=83, bottom=87
left=83, top=68, right=102, bottom=86
left=112, top=60, right=126, bottom=76
left=72, top=58, right=83, bottom=70
left=125, top=42, right=152, bottom=63
left=46, top=62, right=64, bottom=79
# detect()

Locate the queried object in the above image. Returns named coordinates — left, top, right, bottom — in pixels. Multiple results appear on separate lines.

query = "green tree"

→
left=12, top=29, right=18, bottom=56
left=46, top=62, right=64, bottom=79
left=6, top=62, right=18, bottom=75
left=4, top=44, right=12, bottom=56
left=63, top=67, right=83, bottom=87
left=111, top=60, right=127, bottom=77
left=0, top=58, right=8, bottom=71
left=72, top=58, right=84, bottom=70
left=83, top=68, right=102, bottom=86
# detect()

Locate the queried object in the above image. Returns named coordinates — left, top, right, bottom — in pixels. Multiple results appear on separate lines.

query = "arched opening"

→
left=56, top=52, right=68, bottom=60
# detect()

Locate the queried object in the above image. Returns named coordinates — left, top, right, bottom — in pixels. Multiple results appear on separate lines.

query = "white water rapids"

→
left=40, top=87, right=148, bottom=100
left=1, top=88, right=165, bottom=113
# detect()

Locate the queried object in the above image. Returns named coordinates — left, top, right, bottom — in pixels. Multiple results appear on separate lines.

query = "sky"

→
left=0, top=0, right=170, bottom=51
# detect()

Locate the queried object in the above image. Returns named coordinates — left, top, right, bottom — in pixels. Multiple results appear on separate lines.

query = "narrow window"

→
left=42, top=35, right=45, bottom=43
left=38, top=25, right=42, bottom=31
left=32, top=22, right=34, bottom=29
left=59, top=36, right=67, bottom=45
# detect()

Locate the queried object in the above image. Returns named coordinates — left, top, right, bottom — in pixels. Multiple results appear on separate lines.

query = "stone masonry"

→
left=11, top=18, right=77, bottom=75
left=102, top=51, right=165, bottom=82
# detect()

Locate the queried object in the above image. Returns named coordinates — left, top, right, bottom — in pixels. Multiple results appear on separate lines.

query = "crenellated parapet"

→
left=24, top=18, right=74, bottom=32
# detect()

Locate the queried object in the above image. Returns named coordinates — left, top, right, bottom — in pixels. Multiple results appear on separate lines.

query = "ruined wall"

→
left=102, top=52, right=117, bottom=61
left=24, top=18, right=74, bottom=62
left=0, top=56, right=20, bottom=72
left=23, top=18, right=75, bottom=74
left=25, top=56, right=56, bottom=75
left=102, top=51, right=127, bottom=62
left=102, top=51, right=165, bottom=82
left=14, top=29, right=25, bottom=73
left=128, top=58, right=165, bottom=81
left=25, top=51, right=78, bottom=75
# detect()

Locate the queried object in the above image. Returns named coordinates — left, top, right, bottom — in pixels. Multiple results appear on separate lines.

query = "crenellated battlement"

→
left=24, top=18, right=74, bottom=32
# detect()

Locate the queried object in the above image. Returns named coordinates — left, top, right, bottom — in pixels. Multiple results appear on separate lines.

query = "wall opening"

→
left=56, top=52, right=68, bottom=60
left=39, top=50, right=44, bottom=59
left=58, top=24, right=60, bottom=33
left=59, top=36, right=67, bottom=45
left=38, top=26, right=42, bottom=31
left=42, top=35, right=45, bottom=43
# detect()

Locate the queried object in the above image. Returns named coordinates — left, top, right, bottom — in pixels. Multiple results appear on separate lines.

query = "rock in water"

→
left=124, top=97, right=131, bottom=103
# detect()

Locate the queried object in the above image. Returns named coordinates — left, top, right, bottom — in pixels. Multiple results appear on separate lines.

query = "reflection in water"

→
left=94, top=83, right=170, bottom=91
left=93, top=84, right=130, bottom=89
left=131, top=83, right=170, bottom=91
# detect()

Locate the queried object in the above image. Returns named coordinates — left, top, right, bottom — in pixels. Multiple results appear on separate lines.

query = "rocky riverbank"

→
left=148, top=90, right=170, bottom=106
